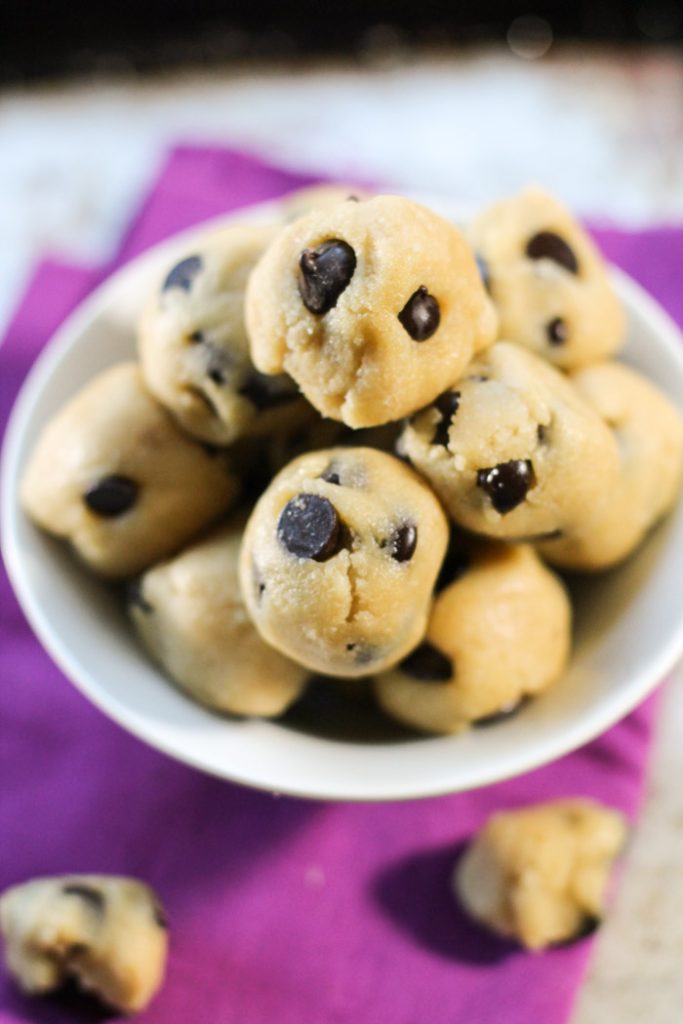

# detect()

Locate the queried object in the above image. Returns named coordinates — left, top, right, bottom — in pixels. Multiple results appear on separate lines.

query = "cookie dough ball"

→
left=239, top=447, right=449, bottom=677
left=469, top=187, right=624, bottom=368
left=539, top=361, right=683, bottom=570
left=279, top=183, right=371, bottom=220
left=139, top=223, right=311, bottom=446
left=130, top=522, right=308, bottom=716
left=374, top=541, right=570, bottom=733
left=0, top=875, right=168, bottom=1014
left=454, top=799, right=626, bottom=950
left=246, top=194, right=497, bottom=427
left=21, top=363, right=238, bottom=578
left=399, top=341, right=621, bottom=541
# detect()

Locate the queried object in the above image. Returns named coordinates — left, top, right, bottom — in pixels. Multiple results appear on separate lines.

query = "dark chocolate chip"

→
left=252, top=563, right=266, bottom=603
left=239, top=372, right=298, bottom=409
left=435, top=537, right=470, bottom=592
left=298, top=239, right=356, bottom=314
left=346, top=642, right=375, bottom=665
left=398, top=286, right=441, bottom=341
left=551, top=915, right=601, bottom=948
left=321, top=463, right=342, bottom=485
left=547, top=317, right=568, bottom=346
left=203, top=344, right=234, bottom=386
left=152, top=903, right=169, bottom=930
left=387, top=523, right=417, bottom=563
left=125, top=578, right=153, bottom=614
left=83, top=475, right=138, bottom=517
left=188, top=330, right=204, bottom=344
left=526, top=232, right=579, bottom=274
left=277, top=493, right=342, bottom=562
left=432, top=390, right=461, bottom=447
left=475, top=253, right=491, bottom=292
left=62, top=884, right=105, bottom=914
left=162, top=254, right=203, bottom=292
left=473, top=697, right=529, bottom=727
left=476, top=459, right=535, bottom=514
left=399, top=642, right=453, bottom=682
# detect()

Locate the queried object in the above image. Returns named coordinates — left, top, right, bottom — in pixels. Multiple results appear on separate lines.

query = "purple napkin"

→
left=1, top=145, right=680, bottom=1024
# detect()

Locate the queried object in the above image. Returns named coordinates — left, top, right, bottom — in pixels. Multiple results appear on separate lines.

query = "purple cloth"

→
left=0, top=146, right=679, bottom=1024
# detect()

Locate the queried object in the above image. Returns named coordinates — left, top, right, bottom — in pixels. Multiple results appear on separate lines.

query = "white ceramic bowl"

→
left=3, top=197, right=683, bottom=801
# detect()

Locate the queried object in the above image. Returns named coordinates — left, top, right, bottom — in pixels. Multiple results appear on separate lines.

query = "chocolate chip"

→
left=188, top=330, right=204, bottom=344
left=435, top=537, right=470, bottom=592
left=162, top=254, right=203, bottom=292
left=537, top=424, right=548, bottom=444
left=526, top=232, right=579, bottom=274
left=398, top=286, right=441, bottom=341
left=551, top=915, right=601, bottom=948
left=473, top=697, right=529, bottom=727
left=346, top=643, right=375, bottom=665
left=475, top=253, right=491, bottom=292
left=547, top=317, right=568, bottom=346
left=432, top=390, right=460, bottom=447
left=298, top=240, right=356, bottom=314
left=387, top=523, right=417, bottom=562
left=277, top=493, right=342, bottom=561
left=239, top=372, right=298, bottom=409
left=399, top=642, right=453, bottom=682
left=476, top=459, right=535, bottom=514
left=125, top=578, right=153, bottom=614
left=83, top=475, right=138, bottom=517
left=152, top=903, right=169, bottom=930
left=321, top=463, right=342, bottom=485
left=62, top=884, right=105, bottom=914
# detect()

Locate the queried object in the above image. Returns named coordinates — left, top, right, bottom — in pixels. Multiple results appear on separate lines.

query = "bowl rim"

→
left=3, top=199, right=683, bottom=801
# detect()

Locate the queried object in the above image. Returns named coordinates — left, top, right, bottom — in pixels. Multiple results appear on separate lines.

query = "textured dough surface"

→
left=139, top=223, right=311, bottom=445
left=279, top=184, right=372, bottom=221
left=374, top=542, right=571, bottom=733
left=239, top=447, right=448, bottom=677
left=399, top=341, right=621, bottom=540
left=130, top=522, right=308, bottom=716
left=454, top=799, right=626, bottom=950
left=0, top=875, right=167, bottom=1013
left=539, top=361, right=683, bottom=569
left=20, top=363, right=238, bottom=578
left=468, top=186, right=624, bottom=368
left=246, top=194, right=497, bottom=427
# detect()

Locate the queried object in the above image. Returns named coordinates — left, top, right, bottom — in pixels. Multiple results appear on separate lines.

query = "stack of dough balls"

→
left=21, top=184, right=683, bottom=732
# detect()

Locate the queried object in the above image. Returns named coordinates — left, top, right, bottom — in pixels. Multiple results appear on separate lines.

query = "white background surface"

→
left=1, top=46, right=682, bottom=1020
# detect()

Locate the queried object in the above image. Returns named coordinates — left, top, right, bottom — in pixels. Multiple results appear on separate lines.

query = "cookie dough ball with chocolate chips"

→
left=21, top=363, right=239, bottom=578
left=0, top=875, right=168, bottom=1014
left=399, top=341, right=621, bottom=541
left=454, top=799, right=626, bottom=950
left=246, top=195, right=497, bottom=427
left=239, top=447, right=449, bottom=677
left=139, top=223, right=311, bottom=446
left=539, top=361, right=683, bottom=570
left=130, top=521, right=308, bottom=716
left=469, top=187, right=624, bottom=369
left=374, top=541, right=570, bottom=734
